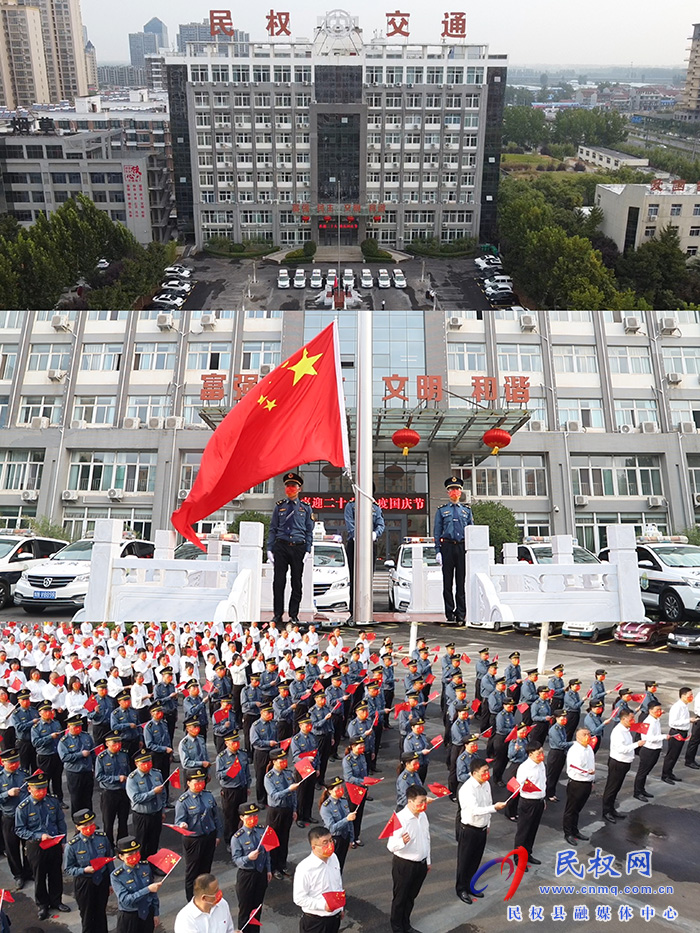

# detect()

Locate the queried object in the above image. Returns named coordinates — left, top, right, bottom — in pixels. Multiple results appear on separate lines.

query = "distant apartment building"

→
left=596, top=181, right=700, bottom=255
left=17, top=0, right=89, bottom=101
left=0, top=0, right=50, bottom=108
left=84, top=40, right=98, bottom=93
left=680, top=23, right=700, bottom=119
left=176, top=19, right=249, bottom=55
left=143, top=17, right=168, bottom=50
left=98, top=65, right=146, bottom=89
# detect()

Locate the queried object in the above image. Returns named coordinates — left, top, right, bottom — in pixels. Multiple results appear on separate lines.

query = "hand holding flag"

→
left=322, top=891, right=346, bottom=911
left=39, top=834, right=64, bottom=849
left=345, top=783, right=366, bottom=807
left=147, top=849, right=181, bottom=876
left=163, top=823, right=195, bottom=836
left=378, top=812, right=402, bottom=839
left=426, top=782, right=451, bottom=798
left=89, top=856, right=115, bottom=871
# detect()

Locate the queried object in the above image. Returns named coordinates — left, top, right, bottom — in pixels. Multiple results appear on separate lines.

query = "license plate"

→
left=520, top=622, right=530, bottom=628
left=677, top=639, right=688, bottom=646
left=33, top=591, right=56, bottom=599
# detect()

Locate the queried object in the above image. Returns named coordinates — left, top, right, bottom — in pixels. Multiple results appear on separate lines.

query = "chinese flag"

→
left=517, top=702, right=529, bottom=714
left=345, top=782, right=366, bottom=806
left=39, top=834, right=64, bottom=849
left=226, top=759, right=242, bottom=779
left=401, top=658, right=410, bottom=667
left=167, top=770, right=181, bottom=789
left=346, top=683, right=359, bottom=695
left=471, top=699, right=481, bottom=712
left=522, top=779, right=541, bottom=793
left=427, top=782, right=450, bottom=798
left=295, top=758, right=316, bottom=781
left=202, top=681, right=214, bottom=694
left=427, top=691, right=439, bottom=702
left=505, top=726, right=518, bottom=742
left=366, top=633, right=376, bottom=642
left=507, top=777, right=520, bottom=794
left=147, top=849, right=181, bottom=875
left=370, top=654, right=380, bottom=664
left=83, top=695, right=98, bottom=713
left=508, top=684, right=518, bottom=693
left=71, top=659, right=83, bottom=671
left=461, top=653, right=471, bottom=664
left=429, top=735, right=443, bottom=749
left=378, top=812, right=402, bottom=839
left=55, top=675, right=66, bottom=687
left=591, top=736, right=599, bottom=750
left=312, top=680, right=323, bottom=693
left=393, top=702, right=408, bottom=719
left=630, top=694, right=645, bottom=703
left=89, top=856, right=115, bottom=871
left=0, top=892, right=14, bottom=904
left=425, top=673, right=435, bottom=685
left=363, top=775, right=383, bottom=786
left=213, top=708, right=228, bottom=724
left=613, top=682, right=624, bottom=691
left=93, top=744, right=105, bottom=756
left=279, top=737, right=292, bottom=751
left=163, top=823, right=195, bottom=836
left=172, top=323, right=350, bottom=548
left=629, top=722, right=649, bottom=734
left=260, top=825, right=280, bottom=851
left=585, top=688, right=592, bottom=699
left=481, top=727, right=493, bottom=739
left=9, top=677, right=23, bottom=692
left=322, top=891, right=346, bottom=911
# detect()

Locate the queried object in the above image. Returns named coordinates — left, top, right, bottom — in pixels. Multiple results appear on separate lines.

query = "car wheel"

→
left=589, top=629, right=599, bottom=642
left=492, top=620, right=501, bottom=632
left=660, top=589, right=684, bottom=623
left=0, top=581, right=11, bottom=611
left=23, top=605, right=45, bottom=613
left=387, top=587, right=395, bottom=611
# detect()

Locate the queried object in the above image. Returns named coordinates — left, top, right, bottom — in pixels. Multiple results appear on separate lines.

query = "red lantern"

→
left=482, top=428, right=512, bottom=455
left=392, top=427, right=420, bottom=457
left=374, top=215, right=382, bottom=222
left=324, top=215, right=331, bottom=221
left=347, top=216, right=355, bottom=222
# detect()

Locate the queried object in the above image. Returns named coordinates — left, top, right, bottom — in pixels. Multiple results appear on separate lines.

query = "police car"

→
left=0, top=532, right=67, bottom=610
left=599, top=531, right=700, bottom=625
left=384, top=537, right=441, bottom=612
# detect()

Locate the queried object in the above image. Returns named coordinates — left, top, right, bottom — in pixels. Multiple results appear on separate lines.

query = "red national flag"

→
left=260, top=825, right=280, bottom=851
left=507, top=777, right=521, bottom=794
left=365, top=633, right=376, bottom=642
left=226, top=759, right=242, bottom=779
left=401, top=658, right=410, bottom=667
left=279, top=737, right=292, bottom=751
left=39, top=834, right=64, bottom=849
left=673, top=733, right=690, bottom=742
left=71, top=659, right=83, bottom=671
left=322, top=891, right=346, bottom=911
left=89, top=856, right=115, bottom=871
left=630, top=693, right=645, bottom=703
left=471, top=699, right=481, bottom=712
left=517, top=702, right=529, bottom=714
left=425, top=673, right=435, bottom=685
left=461, top=653, right=471, bottom=664
left=83, top=695, right=98, bottom=713
left=298, top=750, right=317, bottom=759
left=508, top=684, right=518, bottom=693
left=55, top=675, right=65, bottom=687
left=171, top=323, right=350, bottom=547
left=378, top=812, right=402, bottom=839
left=202, top=681, right=215, bottom=694
left=591, top=736, right=599, bottom=750
left=167, top=770, right=181, bottom=789
left=494, top=654, right=498, bottom=662
left=93, top=744, right=105, bottom=756
left=426, top=782, right=451, bottom=797
left=83, top=637, right=93, bottom=648
left=429, top=735, right=443, bottom=749
left=163, top=823, right=195, bottom=836
left=427, top=691, right=439, bottom=702
left=345, top=782, right=366, bottom=806
left=187, top=649, right=197, bottom=658
left=346, top=683, right=359, bottom=695
left=505, top=726, right=518, bottom=742
left=295, top=758, right=316, bottom=780
left=629, top=722, right=649, bottom=734
left=9, top=677, right=23, bottom=692
left=481, top=727, right=493, bottom=739
left=613, top=682, right=623, bottom=691
left=323, top=664, right=334, bottom=673
left=312, top=679, right=323, bottom=693
left=363, top=775, right=384, bottom=785
left=372, top=711, right=379, bottom=727
left=0, top=891, right=14, bottom=904
left=147, top=848, right=181, bottom=875
left=610, top=707, right=620, bottom=718
left=393, top=702, right=409, bottom=719
left=213, top=707, right=228, bottom=724
left=370, top=654, right=380, bottom=664
left=585, top=687, right=592, bottom=699
left=522, top=779, right=541, bottom=793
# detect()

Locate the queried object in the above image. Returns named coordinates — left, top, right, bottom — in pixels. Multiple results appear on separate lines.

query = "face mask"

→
left=4, top=763, right=19, bottom=773
left=124, top=853, right=141, bottom=867
left=415, top=725, right=424, bottom=734
left=414, top=800, right=427, bottom=812
left=189, top=727, right=200, bottom=736
left=277, top=759, right=288, bottom=769
left=81, top=824, right=97, bottom=837
left=107, top=745, right=122, bottom=754
left=320, top=840, right=335, bottom=856
left=243, top=817, right=258, bottom=829
left=138, top=763, right=153, bottom=773
left=334, top=787, right=345, bottom=798
left=32, top=789, right=48, bottom=801
left=192, top=781, right=206, bottom=793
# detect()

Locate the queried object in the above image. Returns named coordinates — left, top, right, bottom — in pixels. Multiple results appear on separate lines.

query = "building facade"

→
left=17, top=0, right=89, bottom=102
left=0, top=0, right=50, bottom=108
left=576, top=146, right=649, bottom=171
left=0, top=309, right=699, bottom=558
left=163, top=9, right=506, bottom=248
left=97, top=65, right=146, bottom=89
left=596, top=181, right=700, bottom=255
left=143, top=18, right=168, bottom=51
left=129, top=31, right=158, bottom=70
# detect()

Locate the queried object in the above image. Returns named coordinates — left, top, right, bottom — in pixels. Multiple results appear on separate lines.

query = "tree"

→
left=228, top=510, right=271, bottom=550
left=29, top=515, right=71, bottom=542
left=616, top=226, right=689, bottom=308
left=471, top=500, right=519, bottom=562
left=551, top=108, right=627, bottom=148
left=502, top=106, right=548, bottom=150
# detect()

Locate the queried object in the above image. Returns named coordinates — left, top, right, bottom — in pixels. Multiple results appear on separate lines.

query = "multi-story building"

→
left=680, top=23, right=700, bottom=119
left=596, top=181, right=700, bottom=255
left=176, top=20, right=249, bottom=55
left=163, top=9, right=506, bottom=247
left=0, top=0, right=50, bottom=108
left=129, top=31, right=158, bottom=70
left=97, top=65, right=146, bottom=89
left=143, top=17, right=168, bottom=51
left=0, top=128, right=175, bottom=243
left=576, top=146, right=649, bottom=172
left=17, top=0, right=89, bottom=102
left=1, top=309, right=699, bottom=555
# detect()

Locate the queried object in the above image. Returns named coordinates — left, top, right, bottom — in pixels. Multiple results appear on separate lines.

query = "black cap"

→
left=568, top=678, right=581, bottom=687
left=28, top=774, right=48, bottom=788
left=269, top=748, right=288, bottom=761
left=117, top=836, right=140, bottom=854
left=283, top=471, right=303, bottom=486
left=150, top=702, right=163, bottom=714
left=495, top=677, right=506, bottom=685
left=445, top=476, right=463, bottom=490
left=95, top=679, right=108, bottom=688
left=186, top=767, right=207, bottom=782
left=401, top=751, right=419, bottom=763
left=74, top=809, right=96, bottom=826
left=239, top=802, right=260, bottom=816
left=184, top=715, right=201, bottom=728
left=445, top=643, right=456, bottom=649
left=117, top=690, right=131, bottom=702
left=595, top=668, right=607, bottom=676
left=105, top=731, right=122, bottom=743
left=645, top=681, right=657, bottom=689
left=552, top=664, right=564, bottom=672
left=223, top=730, right=240, bottom=742
left=0, top=748, right=19, bottom=763
left=503, top=697, right=516, bottom=707
left=67, top=714, right=83, bottom=726
left=509, top=652, right=520, bottom=659
left=134, top=749, right=152, bottom=763
left=326, top=775, right=344, bottom=789
left=38, top=700, right=53, bottom=712
left=185, top=679, right=199, bottom=689
left=526, top=669, right=538, bottom=676
left=411, top=717, right=425, bottom=727
left=537, top=686, right=550, bottom=694
left=478, top=647, right=489, bottom=655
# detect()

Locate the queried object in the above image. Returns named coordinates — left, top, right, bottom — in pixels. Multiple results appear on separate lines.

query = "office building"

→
left=129, top=31, right=158, bottom=70
left=176, top=19, right=249, bottom=55
left=0, top=309, right=698, bottom=554
left=143, top=17, right=168, bottom=50
left=0, top=0, right=50, bottom=108
left=17, top=0, right=89, bottom=101
left=681, top=23, right=700, bottom=118
left=596, top=181, right=700, bottom=255
left=163, top=9, right=506, bottom=247
left=84, top=40, right=97, bottom=93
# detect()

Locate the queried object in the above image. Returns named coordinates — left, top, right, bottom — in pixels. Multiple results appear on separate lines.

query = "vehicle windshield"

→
left=656, top=546, right=700, bottom=568
left=400, top=546, right=438, bottom=568
left=0, top=539, right=19, bottom=560
left=52, top=540, right=94, bottom=561
left=313, top=545, right=345, bottom=568
left=674, top=619, right=700, bottom=630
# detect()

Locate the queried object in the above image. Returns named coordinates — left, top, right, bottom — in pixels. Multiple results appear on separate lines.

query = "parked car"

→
left=0, top=534, right=67, bottom=610
left=96, top=259, right=110, bottom=270
left=152, top=293, right=185, bottom=309
left=360, top=268, right=373, bottom=288
left=277, top=268, right=290, bottom=289
left=385, top=538, right=440, bottom=612
left=392, top=269, right=407, bottom=288
left=483, top=275, right=514, bottom=291
left=293, top=269, right=307, bottom=288
left=310, top=268, right=324, bottom=289
left=161, top=279, right=192, bottom=294
left=326, top=268, right=338, bottom=286
left=342, top=269, right=354, bottom=290
left=377, top=269, right=391, bottom=288
left=13, top=536, right=155, bottom=613
left=164, top=265, right=192, bottom=278
left=614, top=617, right=676, bottom=646
left=487, top=289, right=517, bottom=306
left=667, top=619, right=700, bottom=650
left=474, top=256, right=502, bottom=271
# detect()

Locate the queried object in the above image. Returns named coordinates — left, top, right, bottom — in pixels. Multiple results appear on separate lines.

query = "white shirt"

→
left=515, top=757, right=547, bottom=797
left=668, top=699, right=691, bottom=731
left=131, top=682, right=151, bottom=710
left=292, top=852, right=344, bottom=917
left=459, top=776, right=497, bottom=828
left=642, top=715, right=666, bottom=750
left=386, top=805, right=431, bottom=865
left=609, top=722, right=638, bottom=763
left=173, top=897, right=235, bottom=933
left=565, top=742, right=595, bottom=782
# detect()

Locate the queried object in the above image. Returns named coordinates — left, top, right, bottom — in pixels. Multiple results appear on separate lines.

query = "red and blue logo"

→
left=470, top=846, right=529, bottom=900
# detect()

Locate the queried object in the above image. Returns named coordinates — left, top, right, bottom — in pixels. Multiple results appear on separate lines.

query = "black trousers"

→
left=440, top=541, right=466, bottom=621
left=26, top=839, right=63, bottom=908
left=545, top=748, right=567, bottom=798
left=351, top=795, right=366, bottom=842
left=182, top=831, right=217, bottom=901
left=295, top=770, right=315, bottom=822
left=514, top=797, right=545, bottom=856
left=116, top=908, right=155, bottom=933
left=66, top=770, right=94, bottom=819
left=602, top=758, right=631, bottom=815
left=253, top=749, right=270, bottom=804
left=221, top=786, right=247, bottom=843
left=391, top=855, right=428, bottom=933
left=236, top=868, right=268, bottom=931
left=2, top=812, right=28, bottom=880
left=266, top=807, right=293, bottom=872
left=634, top=747, right=661, bottom=794
left=17, top=737, right=36, bottom=774
left=37, top=752, right=62, bottom=799
left=662, top=728, right=688, bottom=778
left=456, top=824, right=487, bottom=895
left=563, top=780, right=592, bottom=837
left=74, top=872, right=110, bottom=933
left=685, top=719, right=700, bottom=765
left=242, top=714, right=259, bottom=753
left=150, top=752, right=171, bottom=800
left=332, top=834, right=350, bottom=871
left=132, top=811, right=163, bottom=859
left=272, top=540, right=305, bottom=619
left=565, top=711, right=580, bottom=741
left=92, top=722, right=111, bottom=750
left=300, top=914, right=342, bottom=933
left=316, top=734, right=332, bottom=784
left=164, top=711, right=177, bottom=744
left=492, top=734, right=509, bottom=783
left=101, top=788, right=130, bottom=847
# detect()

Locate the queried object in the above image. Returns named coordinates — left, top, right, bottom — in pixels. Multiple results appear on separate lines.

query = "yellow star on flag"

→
left=257, top=394, right=267, bottom=405
left=265, top=398, right=277, bottom=411
left=289, top=348, right=323, bottom=386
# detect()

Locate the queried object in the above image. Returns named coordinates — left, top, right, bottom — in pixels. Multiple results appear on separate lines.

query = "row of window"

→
left=193, top=92, right=481, bottom=110
left=189, top=65, right=483, bottom=85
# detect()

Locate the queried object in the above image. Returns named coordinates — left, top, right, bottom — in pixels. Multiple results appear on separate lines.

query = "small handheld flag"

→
left=147, top=849, right=181, bottom=876
left=378, top=812, right=402, bottom=839
left=260, top=825, right=280, bottom=851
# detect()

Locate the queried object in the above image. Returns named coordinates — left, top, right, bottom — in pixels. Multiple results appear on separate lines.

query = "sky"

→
left=82, top=0, right=696, bottom=69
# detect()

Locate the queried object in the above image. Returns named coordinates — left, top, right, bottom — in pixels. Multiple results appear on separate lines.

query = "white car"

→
left=392, top=269, right=407, bottom=288
left=360, top=268, right=373, bottom=288
left=13, top=537, right=155, bottom=613
left=342, top=269, right=354, bottom=290
left=326, top=268, right=338, bottom=286
left=277, top=268, right=290, bottom=289
left=474, top=256, right=502, bottom=271
left=152, top=293, right=185, bottom=309
left=164, top=265, right=192, bottom=278
left=293, top=269, right=307, bottom=288
left=483, top=275, right=514, bottom=291
left=0, top=535, right=67, bottom=610
left=96, top=259, right=110, bottom=270
left=377, top=269, right=391, bottom=288
left=312, top=539, right=350, bottom=612
left=161, top=279, right=192, bottom=294
left=385, top=539, right=441, bottom=612
left=310, top=268, right=324, bottom=289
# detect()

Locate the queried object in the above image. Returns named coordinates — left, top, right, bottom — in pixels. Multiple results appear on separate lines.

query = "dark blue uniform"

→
left=64, top=829, right=112, bottom=933
left=320, top=795, right=354, bottom=869
left=0, top=766, right=29, bottom=881
left=174, top=788, right=223, bottom=901
left=126, top=768, right=166, bottom=858
left=267, top=496, right=314, bottom=622
left=111, top=860, right=159, bottom=933
left=342, top=752, right=367, bottom=844
left=434, top=499, right=473, bottom=621
left=15, top=793, right=67, bottom=912
left=57, top=731, right=94, bottom=817
left=216, top=747, right=250, bottom=841
left=231, top=824, right=270, bottom=930
left=95, top=748, right=130, bottom=846
left=263, top=767, right=296, bottom=874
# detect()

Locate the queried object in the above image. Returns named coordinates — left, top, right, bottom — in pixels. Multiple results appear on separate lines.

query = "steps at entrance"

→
left=314, top=246, right=364, bottom=263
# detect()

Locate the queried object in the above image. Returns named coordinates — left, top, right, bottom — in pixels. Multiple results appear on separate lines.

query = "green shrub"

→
left=303, top=240, right=317, bottom=258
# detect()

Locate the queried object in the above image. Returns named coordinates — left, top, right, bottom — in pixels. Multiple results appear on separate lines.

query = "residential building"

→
left=596, top=181, right=700, bottom=255
left=0, top=0, right=50, bottom=108
left=17, top=0, right=89, bottom=102
left=576, top=146, right=649, bottom=171
left=681, top=23, right=700, bottom=118
left=97, top=65, right=146, bottom=89
left=176, top=19, right=249, bottom=55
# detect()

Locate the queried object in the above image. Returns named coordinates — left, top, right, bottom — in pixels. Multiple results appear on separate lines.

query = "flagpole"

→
left=355, top=303, right=373, bottom=624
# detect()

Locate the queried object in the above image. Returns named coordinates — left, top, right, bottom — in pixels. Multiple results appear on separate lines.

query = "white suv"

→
left=385, top=538, right=440, bottom=612
left=0, top=535, right=66, bottom=610
left=14, top=536, right=155, bottom=613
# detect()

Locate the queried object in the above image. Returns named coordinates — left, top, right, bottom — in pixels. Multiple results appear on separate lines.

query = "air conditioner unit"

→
left=47, top=369, right=65, bottom=382
left=623, top=315, right=640, bottom=334
left=667, top=372, right=682, bottom=384
left=681, top=421, right=697, bottom=434
left=660, top=316, right=677, bottom=335
left=51, top=314, right=70, bottom=331
left=566, top=420, right=582, bottom=433
left=200, top=313, right=216, bottom=329
left=647, top=495, right=664, bottom=508
left=694, top=492, right=700, bottom=507
left=448, top=317, right=461, bottom=329
left=529, top=420, right=546, bottom=432
left=30, top=416, right=50, bottom=429
left=619, top=423, right=635, bottom=434
left=21, top=490, right=38, bottom=502
left=641, top=421, right=660, bottom=433
left=123, top=417, right=140, bottom=429
left=107, top=488, right=123, bottom=500
left=165, top=416, right=184, bottom=429
left=178, top=489, right=189, bottom=500
left=260, top=365, right=271, bottom=375
left=70, top=420, right=87, bottom=429
left=156, top=312, right=173, bottom=330
left=520, top=313, right=536, bottom=332
left=574, top=494, right=589, bottom=507
left=148, top=417, right=164, bottom=429
left=61, top=490, right=78, bottom=501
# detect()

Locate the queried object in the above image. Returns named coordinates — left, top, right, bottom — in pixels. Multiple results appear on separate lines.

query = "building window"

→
left=183, top=395, right=210, bottom=426
left=498, top=343, right=543, bottom=373
left=647, top=204, right=659, bottom=218
left=67, top=451, right=157, bottom=493
left=27, top=343, right=71, bottom=372
left=608, top=345, right=652, bottom=374
left=187, top=342, right=232, bottom=371
left=552, top=344, right=598, bottom=373
left=571, top=455, right=662, bottom=497
left=662, top=345, right=700, bottom=375
left=126, top=395, right=171, bottom=422
left=87, top=311, right=129, bottom=321
left=670, top=203, right=682, bottom=216
left=133, top=342, right=176, bottom=371
left=0, top=450, right=44, bottom=491
left=557, top=398, right=604, bottom=429
left=0, top=312, right=22, bottom=330
left=18, top=396, right=63, bottom=426
left=62, top=506, right=152, bottom=541
left=451, top=455, right=547, bottom=498
left=0, top=345, right=18, bottom=380
left=613, top=398, right=658, bottom=428
left=80, top=343, right=122, bottom=372
left=447, top=342, right=486, bottom=371
left=241, top=341, right=281, bottom=371
left=72, top=396, right=116, bottom=426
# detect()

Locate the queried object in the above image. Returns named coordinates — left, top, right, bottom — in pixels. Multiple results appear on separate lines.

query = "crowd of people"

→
left=0, top=617, right=696, bottom=933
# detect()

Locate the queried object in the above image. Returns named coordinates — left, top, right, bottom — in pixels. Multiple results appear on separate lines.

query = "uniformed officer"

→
left=474, top=648, right=490, bottom=701
left=563, top=679, right=583, bottom=739
left=520, top=669, right=539, bottom=725
left=479, top=661, right=499, bottom=733
left=441, top=644, right=459, bottom=710
left=589, top=669, right=607, bottom=711
left=344, top=489, right=386, bottom=622
left=31, top=700, right=65, bottom=805
left=58, top=713, right=95, bottom=818
left=64, top=808, right=113, bottom=933
left=504, top=724, right=530, bottom=821
left=111, top=690, right=142, bottom=764
left=319, top=776, right=355, bottom=871
left=267, top=471, right=314, bottom=624
left=15, top=773, right=69, bottom=919
left=504, top=652, right=523, bottom=703
left=87, top=680, right=114, bottom=749
left=309, top=691, right=334, bottom=784
left=398, top=691, right=424, bottom=755
left=178, top=716, right=210, bottom=775
left=260, top=659, right=281, bottom=705
left=95, top=731, right=131, bottom=848
left=143, top=703, right=173, bottom=801
left=347, top=702, right=376, bottom=777
left=548, top=664, right=566, bottom=712
left=212, top=696, right=238, bottom=754
left=396, top=752, right=423, bottom=809
left=403, top=718, right=431, bottom=784
left=175, top=768, right=223, bottom=901
left=111, top=836, right=161, bottom=933
left=455, top=735, right=480, bottom=788
left=263, top=747, right=299, bottom=879
left=241, top=674, right=263, bottom=753
left=545, top=709, right=573, bottom=801
left=447, top=713, right=472, bottom=797
left=0, top=748, right=30, bottom=887
left=216, top=730, right=250, bottom=843
left=583, top=700, right=610, bottom=755
left=183, top=681, right=209, bottom=744
left=250, top=705, right=279, bottom=806
left=530, top=686, right=553, bottom=746
left=492, top=697, right=517, bottom=786
left=434, top=476, right=474, bottom=623
left=11, top=689, right=39, bottom=774
left=152, top=668, right=178, bottom=743
left=290, top=716, right=319, bottom=828
left=231, top=802, right=271, bottom=931
left=639, top=680, right=659, bottom=718
left=380, top=653, right=395, bottom=729
left=342, top=738, right=367, bottom=847
left=272, top=681, right=296, bottom=743
left=126, top=750, right=166, bottom=858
